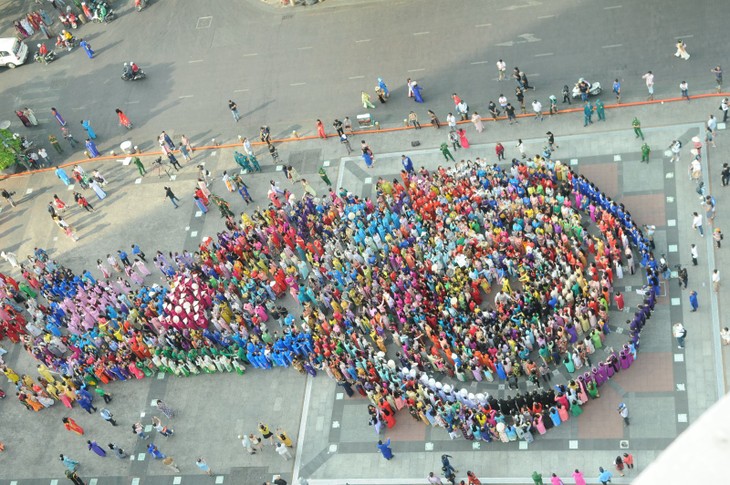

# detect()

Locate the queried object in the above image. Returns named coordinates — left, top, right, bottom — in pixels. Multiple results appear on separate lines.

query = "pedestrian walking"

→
left=318, top=167, right=332, bottom=186
left=495, top=142, right=505, bottom=160
left=80, top=120, right=96, bottom=139
left=446, top=113, right=457, bottom=131
left=167, top=152, right=182, bottom=170
left=196, top=457, right=213, bottom=475
left=60, top=454, right=79, bottom=472
left=401, top=155, right=414, bottom=174
left=100, top=408, right=117, bottom=426
left=428, top=472, right=444, bottom=484
left=275, top=442, right=292, bottom=461
left=147, top=443, right=165, bottom=459
left=49, top=134, right=64, bottom=154
left=517, top=139, right=526, bottom=158
left=55, top=167, right=71, bottom=186
left=641, top=142, right=650, bottom=163
left=583, top=101, right=593, bottom=126
left=239, top=434, right=256, bottom=455
left=116, top=109, right=132, bottom=129
left=160, top=131, right=175, bottom=150
left=712, top=269, right=720, bottom=292
left=642, top=71, right=655, bottom=100
left=614, top=455, right=625, bottom=477
left=62, top=127, right=79, bottom=147
left=711, top=66, right=723, bottom=92
left=87, top=440, right=106, bottom=457
left=440, top=142, right=456, bottom=162
left=133, top=422, right=149, bottom=440
left=708, top=114, right=718, bottom=136
left=532, top=100, right=543, bottom=121
left=571, top=470, right=586, bottom=485
left=448, top=131, right=461, bottom=151
left=229, top=100, right=240, bottom=122
left=678, top=265, right=688, bottom=289
left=598, top=467, right=613, bottom=485
left=531, top=471, right=543, bottom=485
left=689, top=289, right=699, bottom=311
left=340, top=133, right=352, bottom=154
left=713, top=228, right=723, bottom=248
left=690, top=244, right=699, bottom=266
left=163, top=186, right=180, bottom=209
left=706, top=126, right=717, bottom=148
left=623, top=453, right=634, bottom=471
left=632, top=117, right=644, bottom=140
left=133, top=157, right=146, bottom=176
left=679, top=81, right=690, bottom=101
left=362, top=91, right=375, bottom=109
left=62, top=417, right=84, bottom=435
left=673, top=322, right=687, bottom=349
left=674, top=39, right=690, bottom=60
left=618, top=402, right=629, bottom=426
left=562, top=84, right=571, bottom=104
left=377, top=438, right=393, bottom=460
left=505, top=103, right=517, bottom=124
left=550, top=473, right=564, bottom=485
left=471, top=112, right=484, bottom=132
left=79, top=38, right=93, bottom=58
left=466, top=471, right=481, bottom=485
left=65, top=470, right=85, bottom=485
left=52, top=107, right=66, bottom=126
left=38, top=147, right=50, bottom=166
left=316, top=119, right=327, bottom=138
left=108, top=443, right=128, bottom=459
left=721, top=327, right=730, bottom=345
left=1, top=189, right=16, bottom=208
left=548, top=94, right=558, bottom=115
left=692, top=212, right=704, bottom=237
left=612, top=78, right=621, bottom=103
left=669, top=140, right=681, bottom=163
left=85, top=138, right=100, bottom=157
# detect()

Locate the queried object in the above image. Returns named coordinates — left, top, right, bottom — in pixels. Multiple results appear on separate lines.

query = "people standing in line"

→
left=642, top=71, right=655, bottom=100
left=595, top=98, right=605, bottom=121
left=618, top=402, right=629, bottom=426
left=673, top=322, right=687, bottom=349
left=713, top=228, right=724, bottom=248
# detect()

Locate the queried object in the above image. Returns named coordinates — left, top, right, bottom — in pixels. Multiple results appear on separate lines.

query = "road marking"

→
left=242, top=53, right=258, bottom=57
left=355, top=39, right=371, bottom=43
left=348, top=75, right=365, bottom=80
left=471, top=61, right=489, bottom=65
left=297, top=46, right=313, bottom=50
left=407, top=68, right=425, bottom=72
left=179, top=95, right=194, bottom=99
left=413, top=31, right=430, bottom=36
left=537, top=14, right=555, bottom=19
left=72, top=106, right=85, bottom=110
left=290, top=82, right=306, bottom=86
left=675, top=34, right=693, bottom=39
left=127, top=100, right=140, bottom=104
left=475, top=23, right=492, bottom=27
left=188, top=59, right=203, bottom=63
left=602, top=44, right=623, bottom=48
left=534, top=52, right=553, bottom=57
left=291, top=375, right=313, bottom=485
left=604, top=5, right=622, bottom=9
left=234, top=89, right=249, bottom=93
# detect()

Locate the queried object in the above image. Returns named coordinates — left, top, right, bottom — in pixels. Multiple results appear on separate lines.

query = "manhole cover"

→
left=196, top=16, right=212, bottom=29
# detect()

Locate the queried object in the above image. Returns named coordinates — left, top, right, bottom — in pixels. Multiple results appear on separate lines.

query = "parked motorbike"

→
left=571, top=78, right=602, bottom=99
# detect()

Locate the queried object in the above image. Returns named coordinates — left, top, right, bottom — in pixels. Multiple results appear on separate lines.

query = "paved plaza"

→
left=0, top=0, right=729, bottom=484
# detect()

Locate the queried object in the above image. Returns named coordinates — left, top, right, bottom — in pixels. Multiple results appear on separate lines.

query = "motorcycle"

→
left=571, top=78, right=602, bottom=99
left=121, top=69, right=146, bottom=81
left=93, top=3, right=116, bottom=23
left=34, top=50, right=57, bottom=64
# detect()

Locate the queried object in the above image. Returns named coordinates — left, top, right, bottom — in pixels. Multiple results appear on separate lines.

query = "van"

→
left=0, top=37, right=28, bottom=69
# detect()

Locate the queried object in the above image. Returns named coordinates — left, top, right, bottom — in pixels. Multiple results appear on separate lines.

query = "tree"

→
left=0, top=128, right=22, bottom=170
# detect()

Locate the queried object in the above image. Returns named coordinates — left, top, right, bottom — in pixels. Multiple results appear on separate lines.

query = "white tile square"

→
left=136, top=453, right=146, bottom=461
left=276, top=165, right=284, bottom=171
left=139, top=411, right=146, bottom=417
left=613, top=155, right=622, bottom=162
left=674, top=353, right=685, bottom=362
left=569, top=440, right=579, bottom=449
left=25, top=188, right=33, bottom=194
left=10, top=481, right=17, bottom=485
left=335, top=393, right=344, bottom=400
left=626, top=286, right=632, bottom=291
left=173, top=478, right=182, bottom=485
left=328, top=444, right=338, bottom=453
left=667, top=219, right=677, bottom=227
left=425, top=442, right=434, bottom=451
left=666, top=196, right=675, bottom=203
left=67, top=184, right=74, bottom=190
left=185, top=226, right=190, bottom=231
left=157, top=372, right=165, bottom=380
left=671, top=298, right=681, bottom=306
left=671, top=271, right=678, bottom=278
left=89, top=480, right=98, bottom=485
left=663, top=150, right=673, bottom=157
left=144, top=425, right=153, bottom=432
left=364, top=177, right=373, bottom=184
left=323, top=160, right=331, bottom=167
left=195, top=211, right=203, bottom=217
left=666, top=172, right=675, bottom=179
left=519, top=441, right=528, bottom=450
left=215, top=476, right=224, bottom=484
left=678, top=413, right=688, bottom=423
left=472, top=441, right=481, bottom=450
left=191, top=231, right=198, bottom=237
left=718, top=122, right=726, bottom=130
left=50, top=481, right=58, bottom=485
left=616, top=327, right=624, bottom=334
left=135, top=178, right=142, bottom=184
left=498, top=384, right=506, bottom=390
left=130, top=455, right=135, bottom=460
left=332, top=421, right=340, bottom=428
left=53, top=237, right=58, bottom=241
left=668, top=245, right=678, bottom=252
left=570, top=158, right=578, bottom=165
left=170, top=175, right=177, bottom=181
left=676, top=383, right=686, bottom=391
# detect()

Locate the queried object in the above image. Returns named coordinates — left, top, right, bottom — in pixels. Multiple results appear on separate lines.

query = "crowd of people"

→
left=0, top=149, right=657, bottom=450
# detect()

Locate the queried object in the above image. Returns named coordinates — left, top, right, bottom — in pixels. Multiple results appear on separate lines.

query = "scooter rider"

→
left=130, top=61, right=140, bottom=75
left=122, top=62, right=132, bottom=80
left=38, top=43, right=48, bottom=57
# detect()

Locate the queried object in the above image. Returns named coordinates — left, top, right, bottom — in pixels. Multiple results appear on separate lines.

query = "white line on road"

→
left=71, top=106, right=85, bottom=110
left=471, top=61, right=489, bottom=65
left=234, top=89, right=249, bottom=93
left=603, top=5, right=622, bottom=9
left=527, top=73, right=540, bottom=77
left=413, top=31, right=430, bottom=36
left=127, top=100, right=140, bottom=104
left=534, top=52, right=554, bottom=57
left=602, top=44, right=623, bottom=49
left=188, top=59, right=204, bottom=63
left=355, top=39, right=371, bottom=43
left=407, top=68, right=425, bottom=72
left=475, top=23, right=491, bottom=27
left=675, top=34, right=694, bottom=39
left=291, top=375, right=313, bottom=485
left=348, top=75, right=365, bottom=80
left=537, top=14, right=555, bottom=19
left=178, top=95, right=194, bottom=99
left=290, top=82, right=306, bottom=86
left=242, top=53, right=258, bottom=57
left=297, top=46, right=313, bottom=50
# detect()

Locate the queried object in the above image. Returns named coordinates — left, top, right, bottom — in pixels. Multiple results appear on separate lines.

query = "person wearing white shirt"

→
left=496, top=59, right=506, bottom=80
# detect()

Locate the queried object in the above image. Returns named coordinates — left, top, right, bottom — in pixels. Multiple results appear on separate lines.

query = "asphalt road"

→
left=1, top=0, right=729, bottom=156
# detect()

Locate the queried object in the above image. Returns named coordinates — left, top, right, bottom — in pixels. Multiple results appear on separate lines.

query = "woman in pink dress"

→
left=458, top=128, right=470, bottom=148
